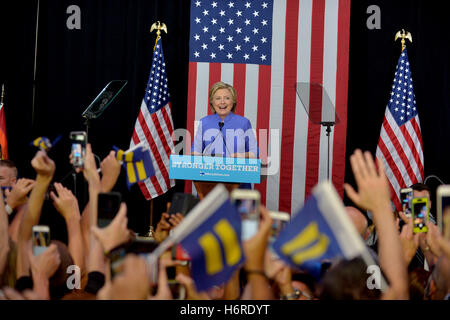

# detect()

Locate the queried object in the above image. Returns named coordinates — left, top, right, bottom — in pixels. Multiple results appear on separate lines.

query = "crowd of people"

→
left=0, top=143, right=449, bottom=301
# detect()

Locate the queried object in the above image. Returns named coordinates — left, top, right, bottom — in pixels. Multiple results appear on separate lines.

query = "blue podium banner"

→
left=169, top=155, right=261, bottom=183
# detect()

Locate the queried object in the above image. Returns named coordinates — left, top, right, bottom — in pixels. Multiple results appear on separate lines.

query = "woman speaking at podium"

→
left=191, top=81, right=258, bottom=158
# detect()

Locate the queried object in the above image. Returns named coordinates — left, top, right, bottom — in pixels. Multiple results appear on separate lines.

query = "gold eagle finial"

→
left=150, top=21, right=167, bottom=51
left=395, top=29, right=412, bottom=52
left=150, top=21, right=167, bottom=37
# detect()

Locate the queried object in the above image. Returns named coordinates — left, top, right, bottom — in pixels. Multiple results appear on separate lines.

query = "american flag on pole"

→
left=130, top=37, right=175, bottom=200
left=186, top=0, right=351, bottom=214
left=376, top=48, right=424, bottom=210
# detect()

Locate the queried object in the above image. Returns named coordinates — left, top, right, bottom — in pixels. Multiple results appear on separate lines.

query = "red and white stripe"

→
left=131, top=100, right=175, bottom=200
left=186, top=0, right=351, bottom=214
left=376, top=109, right=424, bottom=210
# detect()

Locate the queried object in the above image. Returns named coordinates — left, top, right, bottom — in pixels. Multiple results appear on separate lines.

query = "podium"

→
left=169, top=155, right=262, bottom=199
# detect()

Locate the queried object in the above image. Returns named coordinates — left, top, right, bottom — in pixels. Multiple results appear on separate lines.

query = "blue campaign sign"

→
left=169, top=155, right=261, bottom=183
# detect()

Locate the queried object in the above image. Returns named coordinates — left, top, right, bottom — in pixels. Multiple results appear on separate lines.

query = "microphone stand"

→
left=218, top=121, right=233, bottom=157
left=202, top=122, right=225, bottom=156
left=321, top=121, right=335, bottom=181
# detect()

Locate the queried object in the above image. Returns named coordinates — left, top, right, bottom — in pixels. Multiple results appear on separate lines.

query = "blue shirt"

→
left=191, top=112, right=259, bottom=157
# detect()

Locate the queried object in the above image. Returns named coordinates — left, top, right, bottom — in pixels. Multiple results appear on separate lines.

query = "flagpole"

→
left=0, top=85, right=3, bottom=105
left=146, top=21, right=168, bottom=239
left=32, top=0, right=40, bottom=128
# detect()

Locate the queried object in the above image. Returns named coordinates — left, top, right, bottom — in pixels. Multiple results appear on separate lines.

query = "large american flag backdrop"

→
left=186, top=0, right=351, bottom=214
left=376, top=48, right=424, bottom=210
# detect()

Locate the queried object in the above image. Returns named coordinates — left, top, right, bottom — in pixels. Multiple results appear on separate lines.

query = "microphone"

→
left=218, top=122, right=233, bottom=156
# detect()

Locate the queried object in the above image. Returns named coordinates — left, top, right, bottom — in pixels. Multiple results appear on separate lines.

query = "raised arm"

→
left=16, top=151, right=55, bottom=278
left=80, top=144, right=101, bottom=251
left=344, top=150, right=408, bottom=299
left=5, top=178, right=35, bottom=242
left=80, top=149, right=121, bottom=259
left=27, top=243, right=61, bottom=300
left=0, top=190, right=9, bottom=277
left=50, top=183, right=85, bottom=277
left=242, top=205, right=274, bottom=300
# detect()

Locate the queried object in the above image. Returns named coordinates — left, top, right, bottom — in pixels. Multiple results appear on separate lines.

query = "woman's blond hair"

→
left=208, top=81, right=237, bottom=113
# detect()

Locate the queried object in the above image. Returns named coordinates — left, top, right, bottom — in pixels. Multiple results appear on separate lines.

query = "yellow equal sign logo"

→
left=198, top=219, right=242, bottom=275
left=281, top=222, right=330, bottom=264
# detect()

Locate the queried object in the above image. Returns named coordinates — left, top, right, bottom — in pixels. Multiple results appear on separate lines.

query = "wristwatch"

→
left=4, top=203, right=14, bottom=215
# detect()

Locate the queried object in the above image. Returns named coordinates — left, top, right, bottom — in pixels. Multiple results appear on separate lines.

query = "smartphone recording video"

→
left=231, top=189, right=260, bottom=241
left=109, top=247, right=127, bottom=278
left=168, top=193, right=199, bottom=216
left=437, top=185, right=450, bottom=234
left=32, top=225, right=51, bottom=256
left=97, top=192, right=122, bottom=228
left=269, top=211, right=290, bottom=243
left=70, top=131, right=87, bottom=168
left=400, top=188, right=413, bottom=216
left=108, top=238, right=158, bottom=279
left=412, top=197, right=429, bottom=233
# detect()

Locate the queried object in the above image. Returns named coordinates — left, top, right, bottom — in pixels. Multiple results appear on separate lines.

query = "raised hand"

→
left=28, top=243, right=61, bottom=279
left=398, top=212, right=420, bottom=265
left=425, top=222, right=443, bottom=258
left=168, top=213, right=184, bottom=228
left=345, top=149, right=408, bottom=300
left=82, top=144, right=101, bottom=189
left=50, top=183, right=80, bottom=220
left=175, top=273, right=210, bottom=300
left=31, top=151, right=55, bottom=179
left=243, top=204, right=273, bottom=272
left=344, top=149, right=391, bottom=213
left=154, top=203, right=173, bottom=243
left=149, top=255, right=178, bottom=300
left=91, top=203, right=130, bottom=253
left=100, top=151, right=121, bottom=192
left=154, top=213, right=172, bottom=243
left=109, top=254, right=150, bottom=300
left=5, top=178, right=35, bottom=209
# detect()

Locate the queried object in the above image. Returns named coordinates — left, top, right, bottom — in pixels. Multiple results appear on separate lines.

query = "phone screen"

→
left=413, top=201, right=428, bottom=232
left=70, top=132, right=86, bottom=168
left=234, top=198, right=259, bottom=241
left=109, top=247, right=127, bottom=278
left=400, top=190, right=413, bottom=215
left=168, top=193, right=199, bottom=216
left=270, top=218, right=289, bottom=243
left=32, top=228, right=50, bottom=256
left=98, top=192, right=122, bottom=228
left=440, top=196, right=450, bottom=219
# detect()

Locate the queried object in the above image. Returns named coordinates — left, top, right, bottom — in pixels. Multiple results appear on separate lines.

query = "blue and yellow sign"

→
left=169, top=155, right=261, bottom=183
left=180, top=198, right=244, bottom=292
left=272, top=193, right=342, bottom=274
left=113, top=145, right=155, bottom=189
